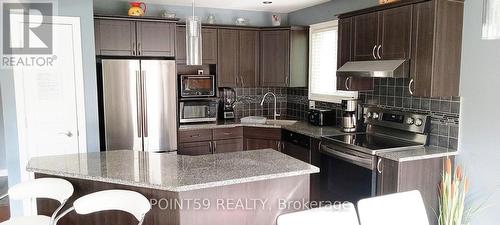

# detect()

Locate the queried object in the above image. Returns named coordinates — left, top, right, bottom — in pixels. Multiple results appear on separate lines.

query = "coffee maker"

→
left=341, top=100, right=363, bottom=132
left=219, top=87, right=236, bottom=120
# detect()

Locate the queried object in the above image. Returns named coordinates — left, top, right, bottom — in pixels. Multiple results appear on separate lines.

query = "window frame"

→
left=308, top=20, right=358, bottom=104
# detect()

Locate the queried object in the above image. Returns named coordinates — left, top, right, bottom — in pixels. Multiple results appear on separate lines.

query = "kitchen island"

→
left=27, top=149, right=319, bottom=225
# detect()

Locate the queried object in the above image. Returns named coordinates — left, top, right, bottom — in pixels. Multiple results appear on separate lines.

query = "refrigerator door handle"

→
left=142, top=70, right=149, bottom=138
left=136, top=70, right=143, bottom=138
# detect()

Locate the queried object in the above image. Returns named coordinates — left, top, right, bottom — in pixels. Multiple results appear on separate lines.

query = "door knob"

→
left=58, top=131, right=73, bottom=138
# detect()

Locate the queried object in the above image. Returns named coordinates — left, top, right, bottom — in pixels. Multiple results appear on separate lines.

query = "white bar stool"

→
left=54, top=190, right=151, bottom=225
left=277, top=202, right=360, bottom=225
left=0, top=178, right=74, bottom=225
left=357, top=190, right=429, bottom=225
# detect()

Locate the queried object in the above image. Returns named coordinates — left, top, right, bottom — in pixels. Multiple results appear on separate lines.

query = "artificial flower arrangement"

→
left=438, top=157, right=469, bottom=225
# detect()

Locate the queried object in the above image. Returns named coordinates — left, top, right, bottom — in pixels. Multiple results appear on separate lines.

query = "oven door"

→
left=319, top=143, right=377, bottom=203
left=179, top=100, right=218, bottom=123
left=180, top=75, right=215, bottom=98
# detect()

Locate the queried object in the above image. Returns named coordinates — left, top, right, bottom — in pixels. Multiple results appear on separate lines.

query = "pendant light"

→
left=186, top=0, right=202, bottom=65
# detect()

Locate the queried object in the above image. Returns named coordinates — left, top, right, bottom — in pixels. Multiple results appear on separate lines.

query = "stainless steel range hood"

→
left=337, top=60, right=409, bottom=78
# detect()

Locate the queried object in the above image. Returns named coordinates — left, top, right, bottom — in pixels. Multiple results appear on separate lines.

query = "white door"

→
left=10, top=16, right=87, bottom=214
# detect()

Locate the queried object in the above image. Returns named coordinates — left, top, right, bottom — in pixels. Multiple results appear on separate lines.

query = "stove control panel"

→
left=364, top=107, right=430, bottom=134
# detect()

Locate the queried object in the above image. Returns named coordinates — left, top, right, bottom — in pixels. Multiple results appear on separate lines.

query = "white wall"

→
left=458, top=0, right=500, bottom=224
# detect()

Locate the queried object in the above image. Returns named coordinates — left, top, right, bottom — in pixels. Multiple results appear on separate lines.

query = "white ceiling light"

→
left=186, top=0, right=202, bottom=65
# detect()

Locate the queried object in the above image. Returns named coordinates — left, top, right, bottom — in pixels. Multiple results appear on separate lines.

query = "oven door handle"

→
left=320, top=145, right=374, bottom=170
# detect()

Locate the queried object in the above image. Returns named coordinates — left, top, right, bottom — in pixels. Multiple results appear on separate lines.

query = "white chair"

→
left=277, top=202, right=360, bottom=225
left=0, top=178, right=74, bottom=225
left=54, top=190, right=151, bottom=225
left=357, top=190, right=429, bottom=225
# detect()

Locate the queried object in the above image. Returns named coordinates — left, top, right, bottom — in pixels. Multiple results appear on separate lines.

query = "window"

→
left=308, top=20, right=357, bottom=103
left=483, top=0, right=500, bottom=40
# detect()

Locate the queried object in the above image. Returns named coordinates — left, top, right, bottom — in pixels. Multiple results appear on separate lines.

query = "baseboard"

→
left=0, top=170, right=7, bottom=177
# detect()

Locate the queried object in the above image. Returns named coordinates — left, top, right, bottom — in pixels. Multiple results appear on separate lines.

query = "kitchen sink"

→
left=240, top=116, right=298, bottom=126
left=265, top=120, right=298, bottom=126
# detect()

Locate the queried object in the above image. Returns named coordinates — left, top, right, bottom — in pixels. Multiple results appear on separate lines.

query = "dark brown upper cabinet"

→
left=351, top=5, right=412, bottom=61
left=409, top=0, right=464, bottom=97
left=94, top=19, right=136, bottom=56
left=379, top=5, right=413, bottom=60
left=352, top=12, right=380, bottom=61
left=176, top=26, right=218, bottom=64
left=217, top=29, right=240, bottom=87
left=94, top=18, right=175, bottom=57
left=338, top=18, right=353, bottom=69
left=260, top=28, right=308, bottom=87
left=217, top=29, right=260, bottom=88
left=136, top=22, right=175, bottom=57
left=338, top=0, right=463, bottom=97
left=239, top=30, right=260, bottom=88
left=338, top=17, right=374, bottom=91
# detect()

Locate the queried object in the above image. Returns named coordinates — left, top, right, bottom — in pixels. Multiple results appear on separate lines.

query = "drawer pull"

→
left=223, top=132, right=232, bottom=135
left=190, top=134, right=201, bottom=138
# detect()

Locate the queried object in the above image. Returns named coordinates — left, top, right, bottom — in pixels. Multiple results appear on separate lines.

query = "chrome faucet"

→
left=260, top=92, right=280, bottom=120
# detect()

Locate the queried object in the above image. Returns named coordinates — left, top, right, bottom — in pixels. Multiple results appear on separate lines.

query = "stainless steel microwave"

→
left=179, top=75, right=216, bottom=98
left=179, top=99, right=218, bottom=124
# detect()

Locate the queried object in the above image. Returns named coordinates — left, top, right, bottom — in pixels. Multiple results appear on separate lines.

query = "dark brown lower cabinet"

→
left=309, top=139, right=322, bottom=203
left=244, top=138, right=280, bottom=151
left=178, top=141, right=212, bottom=156
left=213, top=139, right=243, bottom=154
left=243, top=127, right=281, bottom=151
left=376, top=156, right=449, bottom=225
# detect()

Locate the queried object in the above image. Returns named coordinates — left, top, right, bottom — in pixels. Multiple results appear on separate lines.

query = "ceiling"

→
left=126, top=0, right=331, bottom=13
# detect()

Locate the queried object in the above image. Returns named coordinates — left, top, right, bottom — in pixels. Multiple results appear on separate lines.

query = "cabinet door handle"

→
left=377, top=45, right=382, bottom=59
left=372, top=45, right=377, bottom=59
left=190, top=134, right=200, bottom=138
left=138, top=42, right=142, bottom=55
left=345, top=77, right=352, bottom=90
left=285, top=76, right=290, bottom=86
left=209, top=141, right=213, bottom=154
left=223, top=132, right=232, bottom=135
left=377, top=158, right=383, bottom=174
left=213, top=141, right=217, bottom=153
left=235, top=76, right=239, bottom=87
left=240, top=76, right=244, bottom=87
left=132, top=42, right=136, bottom=55
left=409, top=78, right=415, bottom=96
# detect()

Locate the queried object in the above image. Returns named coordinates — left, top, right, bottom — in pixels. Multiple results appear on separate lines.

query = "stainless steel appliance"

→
left=337, top=60, right=409, bottom=78
left=319, top=107, right=430, bottom=203
left=179, top=74, right=215, bottom=98
left=99, top=59, right=177, bottom=152
left=341, top=100, right=362, bottom=132
left=179, top=99, right=218, bottom=123
left=219, top=87, right=236, bottom=120
left=282, top=130, right=310, bottom=163
left=308, top=108, right=336, bottom=126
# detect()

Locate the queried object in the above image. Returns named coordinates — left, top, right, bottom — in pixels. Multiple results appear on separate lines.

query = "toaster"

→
left=308, top=108, right=336, bottom=126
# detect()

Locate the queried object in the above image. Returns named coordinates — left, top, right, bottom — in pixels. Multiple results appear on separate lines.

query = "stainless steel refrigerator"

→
left=99, top=59, right=177, bottom=152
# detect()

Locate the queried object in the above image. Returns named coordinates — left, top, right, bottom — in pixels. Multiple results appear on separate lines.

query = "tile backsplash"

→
left=233, top=87, right=288, bottom=119
left=230, top=78, right=460, bottom=150
left=359, top=78, right=460, bottom=150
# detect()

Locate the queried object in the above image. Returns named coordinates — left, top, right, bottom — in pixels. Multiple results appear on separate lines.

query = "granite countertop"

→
left=27, top=149, right=319, bottom=192
left=376, top=146, right=458, bottom=162
left=179, top=120, right=345, bottom=139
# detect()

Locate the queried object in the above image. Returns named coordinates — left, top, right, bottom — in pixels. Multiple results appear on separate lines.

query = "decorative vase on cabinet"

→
left=128, top=2, right=146, bottom=16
